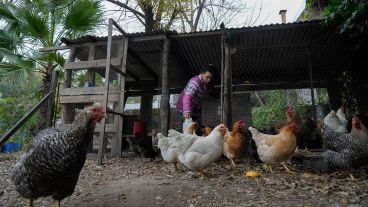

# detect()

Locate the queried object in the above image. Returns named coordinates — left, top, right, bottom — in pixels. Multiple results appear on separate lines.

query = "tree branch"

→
left=105, top=0, right=145, bottom=18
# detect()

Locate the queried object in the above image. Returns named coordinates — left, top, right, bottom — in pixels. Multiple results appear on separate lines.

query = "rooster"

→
left=151, top=130, right=160, bottom=154
left=274, top=106, right=296, bottom=133
left=248, top=122, right=299, bottom=174
left=223, top=120, right=246, bottom=167
left=320, top=116, right=368, bottom=180
left=178, top=124, right=227, bottom=179
left=11, top=103, right=106, bottom=207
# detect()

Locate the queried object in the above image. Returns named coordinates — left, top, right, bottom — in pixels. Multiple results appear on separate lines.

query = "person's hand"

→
left=183, top=112, right=191, bottom=119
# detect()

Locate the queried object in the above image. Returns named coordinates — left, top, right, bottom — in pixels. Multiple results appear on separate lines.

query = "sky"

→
left=102, top=0, right=306, bottom=34
left=245, top=0, right=305, bottom=25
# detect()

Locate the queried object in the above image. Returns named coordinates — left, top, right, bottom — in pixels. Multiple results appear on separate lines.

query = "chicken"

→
left=223, top=120, right=246, bottom=167
left=274, top=106, right=321, bottom=153
left=296, top=116, right=322, bottom=153
left=151, top=130, right=160, bottom=154
left=11, top=103, right=105, bottom=207
left=157, top=122, right=199, bottom=170
left=127, top=132, right=159, bottom=161
left=248, top=122, right=299, bottom=174
left=274, top=106, right=296, bottom=133
left=336, top=106, right=348, bottom=128
left=324, top=109, right=348, bottom=133
left=320, top=116, right=368, bottom=179
left=178, top=124, right=227, bottom=179
left=201, top=126, right=212, bottom=136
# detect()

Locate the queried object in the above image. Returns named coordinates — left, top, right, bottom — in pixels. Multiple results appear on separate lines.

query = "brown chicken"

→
left=248, top=122, right=299, bottom=174
left=201, top=126, right=212, bottom=136
left=223, top=120, right=246, bottom=167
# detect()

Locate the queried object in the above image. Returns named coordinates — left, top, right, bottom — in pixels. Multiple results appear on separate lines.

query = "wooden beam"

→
left=307, top=48, right=317, bottom=121
left=223, top=32, right=232, bottom=127
left=64, top=58, right=121, bottom=69
left=160, top=38, right=171, bottom=136
left=60, top=86, right=120, bottom=96
left=98, top=19, right=114, bottom=165
left=110, top=64, right=127, bottom=76
left=39, top=41, right=109, bottom=52
left=46, top=70, right=59, bottom=128
left=59, top=94, right=120, bottom=103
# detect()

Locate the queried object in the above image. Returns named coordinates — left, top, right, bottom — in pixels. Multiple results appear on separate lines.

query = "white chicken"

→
left=324, top=109, right=348, bottom=133
left=178, top=124, right=227, bottom=179
left=157, top=122, right=199, bottom=170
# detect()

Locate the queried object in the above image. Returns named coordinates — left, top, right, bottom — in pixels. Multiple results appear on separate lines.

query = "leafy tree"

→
left=105, top=0, right=185, bottom=32
left=323, top=0, right=368, bottom=35
left=0, top=0, right=104, bottom=125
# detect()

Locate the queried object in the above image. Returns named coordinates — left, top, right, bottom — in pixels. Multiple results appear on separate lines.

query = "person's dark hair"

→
left=201, top=64, right=217, bottom=75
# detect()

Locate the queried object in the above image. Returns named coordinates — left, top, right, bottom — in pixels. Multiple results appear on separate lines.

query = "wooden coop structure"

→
left=36, top=19, right=368, bottom=164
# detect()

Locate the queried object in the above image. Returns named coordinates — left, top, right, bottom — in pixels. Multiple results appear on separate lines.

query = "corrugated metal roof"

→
left=60, top=20, right=366, bottom=92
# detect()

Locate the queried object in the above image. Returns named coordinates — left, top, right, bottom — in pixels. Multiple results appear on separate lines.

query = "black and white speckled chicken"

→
left=320, top=116, right=368, bottom=179
left=11, top=103, right=106, bottom=207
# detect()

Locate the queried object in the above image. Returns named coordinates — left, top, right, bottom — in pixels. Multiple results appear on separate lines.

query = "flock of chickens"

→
left=9, top=103, right=368, bottom=206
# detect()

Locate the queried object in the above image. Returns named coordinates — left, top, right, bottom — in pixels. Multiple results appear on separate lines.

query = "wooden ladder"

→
left=97, top=19, right=129, bottom=165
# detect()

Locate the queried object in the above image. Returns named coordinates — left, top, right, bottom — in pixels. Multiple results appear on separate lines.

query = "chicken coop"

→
left=35, top=18, right=368, bottom=164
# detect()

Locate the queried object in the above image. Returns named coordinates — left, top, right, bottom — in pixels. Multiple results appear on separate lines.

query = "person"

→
left=176, top=64, right=217, bottom=129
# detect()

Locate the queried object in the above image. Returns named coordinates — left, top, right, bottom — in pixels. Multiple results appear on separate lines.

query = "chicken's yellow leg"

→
left=54, top=200, right=61, bottom=207
left=304, top=146, right=311, bottom=153
left=230, top=159, right=236, bottom=167
left=28, top=198, right=34, bottom=207
left=346, top=171, right=357, bottom=181
left=268, top=164, right=274, bottom=174
left=197, top=170, right=207, bottom=179
left=281, top=162, right=296, bottom=174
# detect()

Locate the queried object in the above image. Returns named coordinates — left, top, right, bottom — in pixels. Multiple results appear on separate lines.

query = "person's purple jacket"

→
left=176, top=74, right=208, bottom=118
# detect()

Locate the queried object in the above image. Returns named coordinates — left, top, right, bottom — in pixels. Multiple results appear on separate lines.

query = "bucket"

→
left=2, top=143, right=14, bottom=153
left=13, top=143, right=22, bottom=151
left=133, top=121, right=146, bottom=137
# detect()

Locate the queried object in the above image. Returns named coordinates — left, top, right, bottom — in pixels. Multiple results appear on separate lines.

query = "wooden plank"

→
left=39, top=41, right=109, bottom=52
left=58, top=123, right=118, bottom=133
left=98, top=19, right=114, bottom=165
left=113, top=37, right=128, bottom=157
left=59, top=94, right=120, bottom=103
left=223, top=33, right=232, bottom=127
left=160, top=38, right=171, bottom=136
left=60, top=86, right=120, bottom=96
left=110, top=64, right=126, bottom=76
left=64, top=58, right=121, bottom=69
left=46, top=70, right=59, bottom=128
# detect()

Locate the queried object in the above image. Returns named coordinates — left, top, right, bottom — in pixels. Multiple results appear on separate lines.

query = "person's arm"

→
left=182, top=80, right=198, bottom=118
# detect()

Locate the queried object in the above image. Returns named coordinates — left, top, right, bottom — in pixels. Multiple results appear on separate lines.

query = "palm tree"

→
left=0, top=0, right=103, bottom=126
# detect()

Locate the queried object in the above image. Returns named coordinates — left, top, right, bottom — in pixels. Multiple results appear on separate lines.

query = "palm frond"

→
left=22, top=9, right=49, bottom=45
left=38, top=52, right=65, bottom=67
left=0, top=30, right=20, bottom=50
left=64, top=0, right=104, bottom=38
left=0, top=61, right=36, bottom=82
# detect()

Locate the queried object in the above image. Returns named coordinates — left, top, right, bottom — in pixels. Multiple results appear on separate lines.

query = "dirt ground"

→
left=1, top=152, right=368, bottom=207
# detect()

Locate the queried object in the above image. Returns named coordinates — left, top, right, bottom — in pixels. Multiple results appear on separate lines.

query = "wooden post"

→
left=160, top=37, right=171, bottom=136
left=140, top=93, right=153, bottom=132
left=46, top=70, right=58, bottom=127
left=223, top=32, right=232, bottom=127
left=61, top=48, right=76, bottom=124
left=113, top=38, right=128, bottom=157
left=87, top=43, right=96, bottom=85
left=97, top=19, right=114, bottom=165
left=307, top=48, right=317, bottom=121
left=220, top=27, right=225, bottom=123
